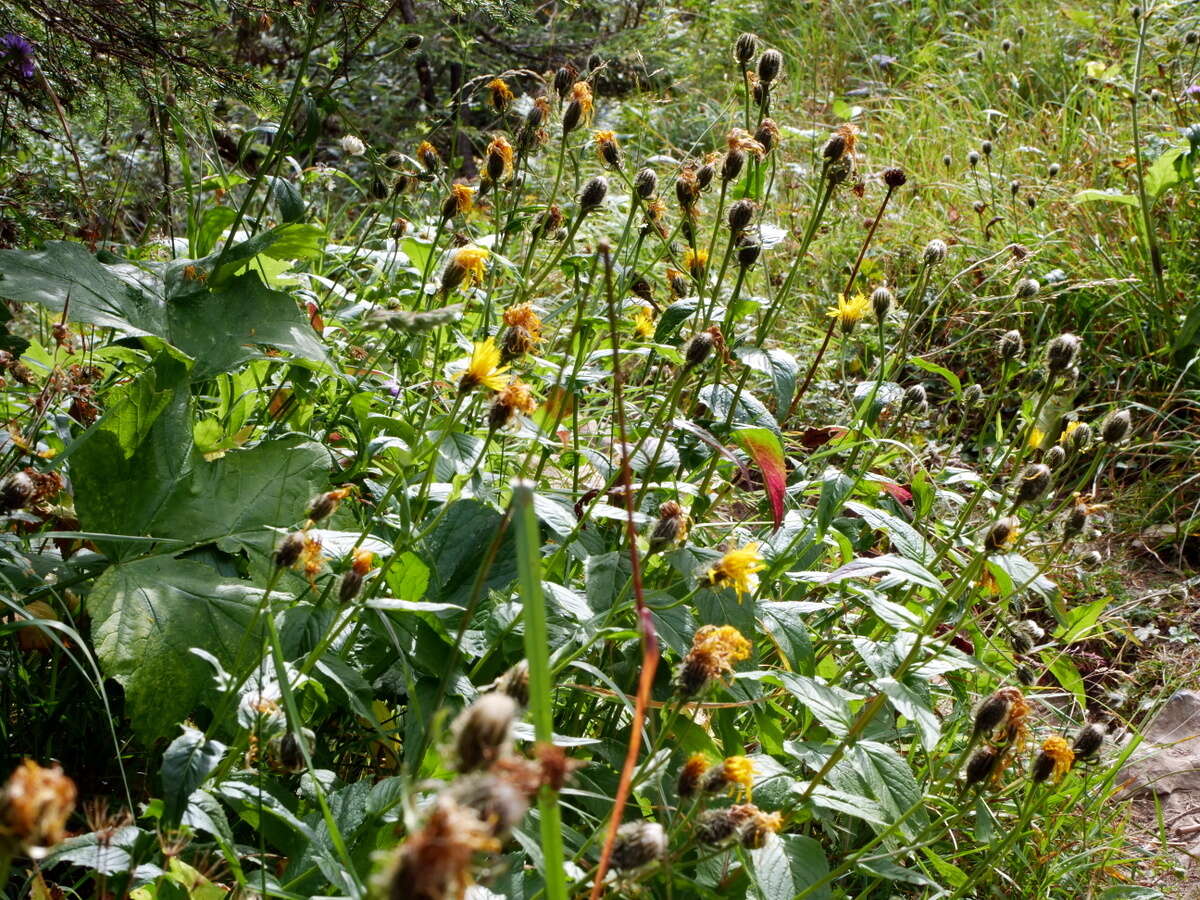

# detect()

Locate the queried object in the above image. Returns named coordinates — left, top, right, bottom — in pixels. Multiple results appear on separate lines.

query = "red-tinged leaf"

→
left=733, top=427, right=787, bottom=530
left=878, top=480, right=912, bottom=503
left=797, top=425, right=846, bottom=451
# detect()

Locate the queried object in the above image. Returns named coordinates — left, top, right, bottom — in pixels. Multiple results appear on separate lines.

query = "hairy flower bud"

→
left=999, top=329, right=1024, bottom=361
left=1072, top=722, right=1105, bottom=760
left=578, top=176, right=608, bottom=213
left=0, top=471, right=36, bottom=512
left=1046, top=333, right=1081, bottom=375
left=1101, top=409, right=1131, bottom=445
left=737, top=237, right=762, bottom=268
left=1015, top=277, right=1039, bottom=299
left=727, top=198, right=756, bottom=234
left=684, top=331, right=715, bottom=369
left=922, top=239, right=948, bottom=266
left=1015, top=462, right=1052, bottom=504
left=757, top=49, right=783, bottom=84
left=722, top=149, right=745, bottom=182
left=902, top=384, right=927, bottom=415
left=452, top=692, right=517, bottom=772
left=822, top=133, right=846, bottom=161
left=883, top=166, right=907, bottom=188
left=634, top=167, right=658, bottom=199
left=1044, top=444, right=1066, bottom=470
left=985, top=516, right=1021, bottom=553
left=610, top=821, right=667, bottom=871
left=965, top=746, right=1000, bottom=786
left=275, top=531, right=307, bottom=568
left=963, top=383, right=985, bottom=408
left=871, top=286, right=894, bottom=320
left=735, top=33, right=758, bottom=65
left=696, top=162, right=716, bottom=191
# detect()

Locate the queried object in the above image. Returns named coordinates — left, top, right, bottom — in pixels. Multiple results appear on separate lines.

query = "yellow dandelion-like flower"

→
left=446, top=183, right=475, bottom=219
left=416, top=140, right=441, bottom=171
left=453, top=245, right=490, bottom=287
left=570, top=82, right=594, bottom=123
left=702, top=543, right=765, bottom=601
left=632, top=306, right=655, bottom=340
left=502, top=302, right=543, bottom=343
left=693, top=624, right=752, bottom=666
left=458, top=338, right=509, bottom=393
left=485, top=135, right=514, bottom=182
left=1035, top=736, right=1075, bottom=784
left=593, top=130, right=620, bottom=168
left=683, top=247, right=708, bottom=277
left=487, top=77, right=514, bottom=112
left=722, top=756, right=755, bottom=802
left=351, top=548, right=374, bottom=576
left=827, top=292, right=871, bottom=334
left=1027, top=427, right=1046, bottom=450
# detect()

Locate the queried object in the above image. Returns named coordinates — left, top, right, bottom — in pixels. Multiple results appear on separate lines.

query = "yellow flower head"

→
left=827, top=292, right=871, bottom=334
left=458, top=338, right=509, bottom=393
left=452, top=245, right=490, bottom=287
left=502, top=302, right=543, bottom=344
left=693, top=624, right=752, bottom=667
left=298, top=534, right=326, bottom=582
left=1027, top=427, right=1046, bottom=450
left=726, top=127, right=766, bottom=159
left=683, top=247, right=709, bottom=276
left=487, top=77, right=514, bottom=112
left=632, top=305, right=655, bottom=340
left=703, top=543, right=765, bottom=601
left=1037, top=736, right=1075, bottom=784
left=677, top=753, right=710, bottom=798
left=453, top=183, right=476, bottom=215
left=495, top=379, right=535, bottom=415
left=593, top=130, right=620, bottom=168
left=570, top=82, right=594, bottom=123
left=485, top=136, right=514, bottom=181
left=722, top=756, right=755, bottom=802
left=351, top=548, right=374, bottom=576
left=416, top=140, right=441, bottom=171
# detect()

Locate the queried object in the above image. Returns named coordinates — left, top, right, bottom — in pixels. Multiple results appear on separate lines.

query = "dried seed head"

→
left=883, top=166, right=907, bottom=188
left=737, top=237, right=762, bottom=268
left=985, top=516, right=1021, bottom=553
left=0, top=760, right=77, bottom=856
left=981, top=140, right=993, bottom=157
left=452, top=692, right=518, bottom=772
left=922, top=239, right=948, bottom=266
left=649, top=500, right=690, bottom=554
left=1015, top=462, right=1052, bottom=504
left=964, top=746, right=1000, bottom=786
left=494, top=660, right=530, bottom=708
left=610, top=821, right=667, bottom=871
left=553, top=65, right=576, bottom=98
left=275, top=531, right=307, bottom=568
left=963, top=383, right=985, bottom=408
left=727, top=198, right=756, bottom=234
left=578, top=176, right=609, bottom=213
left=735, top=32, right=758, bottom=65
left=973, top=691, right=1012, bottom=736
left=943, top=153, right=953, bottom=168
left=0, top=471, right=36, bottom=512
left=1072, top=722, right=1105, bottom=760
left=722, top=148, right=746, bottom=182
left=1046, top=333, right=1081, bottom=375
left=1100, top=409, right=1131, bottom=445
left=755, top=118, right=781, bottom=153
left=445, top=772, right=530, bottom=839
left=999, top=329, right=1024, bottom=361
left=696, top=162, right=716, bottom=191
left=634, top=167, right=658, bottom=199
left=822, top=132, right=847, bottom=162
left=1044, top=444, right=1066, bottom=470
left=677, top=753, right=709, bottom=798
left=695, top=807, right=743, bottom=845
left=684, top=330, right=715, bottom=369
left=871, top=285, right=894, bottom=319
left=1080, top=549, right=1103, bottom=569
left=1049, top=162, right=1061, bottom=177
left=1010, top=619, right=1045, bottom=654
left=1015, top=277, right=1039, bottom=299
left=757, top=49, right=783, bottom=83
left=338, top=570, right=364, bottom=603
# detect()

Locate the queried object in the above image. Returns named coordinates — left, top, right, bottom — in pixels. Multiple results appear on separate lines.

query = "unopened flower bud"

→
left=1015, top=462, right=1052, bottom=504
left=696, top=162, right=716, bottom=191
left=1101, top=409, right=1131, bottom=445
left=553, top=66, right=575, bottom=99
left=578, top=176, right=608, bottom=213
left=1015, top=277, right=1039, bottom=298
left=0, top=471, right=36, bottom=511
left=275, top=531, right=307, bottom=568
left=727, top=198, right=756, bottom=234
left=1046, top=333, right=1081, bottom=375
left=452, top=692, right=517, bottom=772
left=685, top=331, right=715, bottom=369
left=922, top=239, right=948, bottom=266
left=973, top=691, right=1013, bottom=736
left=999, top=329, right=1024, bottom=361
left=403, top=34, right=423, bottom=50
left=963, top=383, right=985, bottom=407
left=634, top=167, right=658, bottom=199
left=722, top=149, right=745, bottom=182
left=1067, top=421, right=1093, bottom=452
left=965, top=746, right=1000, bottom=786
left=902, top=384, right=927, bottom=414
left=1044, top=444, right=1066, bottom=469
left=985, top=516, right=1021, bottom=553
left=883, top=166, right=907, bottom=188
left=737, top=237, right=761, bottom=268
left=823, top=133, right=847, bottom=161
left=968, top=150, right=980, bottom=167
left=735, top=33, right=758, bottom=65
left=981, top=140, right=993, bottom=157
left=611, top=821, right=667, bottom=871
left=495, top=659, right=530, bottom=709
left=1072, top=723, right=1105, bottom=760
left=757, top=49, right=783, bottom=84
left=871, top=286, right=894, bottom=319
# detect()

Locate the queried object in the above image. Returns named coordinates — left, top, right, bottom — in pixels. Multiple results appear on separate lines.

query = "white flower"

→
left=340, top=135, right=366, bottom=157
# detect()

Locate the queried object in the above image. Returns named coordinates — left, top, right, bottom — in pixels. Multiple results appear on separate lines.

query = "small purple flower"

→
left=0, top=33, right=35, bottom=80
left=383, top=380, right=401, bottom=398
left=1185, top=83, right=1200, bottom=100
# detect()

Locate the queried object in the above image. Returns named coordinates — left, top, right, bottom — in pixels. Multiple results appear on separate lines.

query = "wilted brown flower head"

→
left=452, top=692, right=518, bottom=772
left=0, top=760, right=77, bottom=857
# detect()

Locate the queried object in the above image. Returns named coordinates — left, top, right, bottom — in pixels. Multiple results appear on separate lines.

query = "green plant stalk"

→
left=511, top=482, right=568, bottom=900
left=1129, top=7, right=1168, bottom=312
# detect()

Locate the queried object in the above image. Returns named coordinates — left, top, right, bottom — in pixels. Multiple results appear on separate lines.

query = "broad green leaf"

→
left=160, top=726, right=226, bottom=827
left=1146, top=147, right=1190, bottom=203
left=194, top=206, right=238, bottom=258
left=877, top=677, right=940, bottom=752
left=698, top=383, right=781, bottom=437
left=750, top=833, right=830, bottom=900
left=421, top=499, right=518, bottom=607
left=270, top=176, right=306, bottom=224
left=1071, top=189, right=1139, bottom=207
left=87, top=557, right=273, bottom=742
left=736, top=347, right=799, bottom=414
left=653, top=298, right=698, bottom=343
left=806, top=553, right=944, bottom=595
left=843, top=500, right=932, bottom=563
